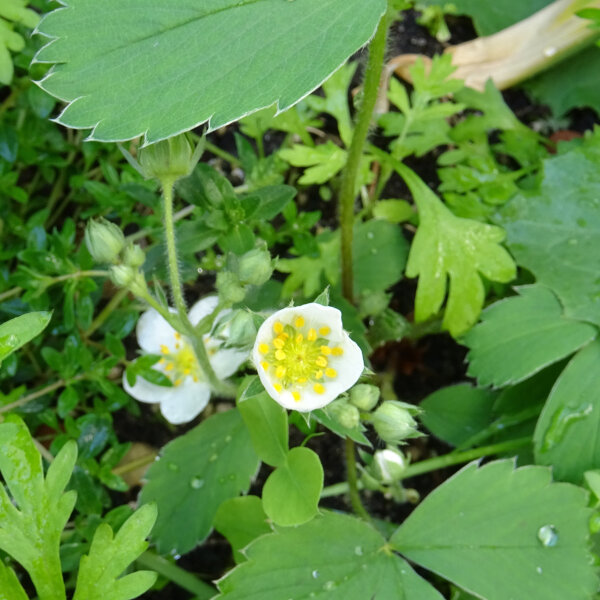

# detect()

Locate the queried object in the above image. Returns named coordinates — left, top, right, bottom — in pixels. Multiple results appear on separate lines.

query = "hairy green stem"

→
left=339, top=11, right=390, bottom=302
left=136, top=551, right=215, bottom=599
left=345, top=438, right=370, bottom=521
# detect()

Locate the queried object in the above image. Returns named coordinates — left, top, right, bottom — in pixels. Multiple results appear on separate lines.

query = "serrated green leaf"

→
left=279, top=141, right=347, bottom=185
left=216, top=511, right=444, bottom=599
left=497, top=136, right=600, bottom=327
left=139, top=408, right=259, bottom=554
left=0, top=311, right=51, bottom=364
left=394, top=161, right=515, bottom=336
left=213, top=496, right=271, bottom=564
left=238, top=377, right=288, bottom=467
left=534, top=339, right=600, bottom=483
left=420, top=384, right=497, bottom=447
left=36, top=0, right=386, bottom=143
left=464, top=286, right=598, bottom=387
left=391, top=460, right=597, bottom=600
left=73, top=504, right=158, bottom=600
left=262, top=446, right=323, bottom=527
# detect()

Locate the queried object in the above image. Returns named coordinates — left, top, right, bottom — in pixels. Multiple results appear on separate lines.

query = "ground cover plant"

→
left=3, top=0, right=600, bottom=598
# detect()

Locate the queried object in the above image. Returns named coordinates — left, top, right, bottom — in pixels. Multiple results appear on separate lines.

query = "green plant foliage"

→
left=497, top=136, right=600, bottom=327
left=35, top=0, right=386, bottom=143
left=72, top=504, right=158, bottom=600
left=420, top=384, right=497, bottom=446
left=262, top=446, right=323, bottom=527
left=238, top=377, right=288, bottom=468
left=216, top=511, right=444, bottom=599
left=214, top=496, right=271, bottom=564
left=279, top=141, right=347, bottom=185
left=391, top=459, right=597, bottom=600
left=395, top=161, right=516, bottom=336
left=534, top=339, right=600, bottom=483
left=139, top=408, right=259, bottom=555
left=0, top=560, right=28, bottom=600
left=464, top=286, right=597, bottom=387
left=0, top=310, right=51, bottom=364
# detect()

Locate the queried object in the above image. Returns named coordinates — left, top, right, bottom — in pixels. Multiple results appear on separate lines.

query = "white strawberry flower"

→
left=252, top=303, right=364, bottom=412
left=123, top=296, right=247, bottom=424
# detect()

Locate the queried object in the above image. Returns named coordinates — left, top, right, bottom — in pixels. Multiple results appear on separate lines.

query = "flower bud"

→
left=327, top=399, right=360, bottom=430
left=138, top=133, right=200, bottom=183
left=84, top=218, right=125, bottom=264
left=217, top=310, right=257, bottom=347
left=237, top=248, right=273, bottom=286
left=109, top=264, right=136, bottom=288
left=360, top=468, right=381, bottom=491
left=216, top=271, right=246, bottom=304
left=371, top=400, right=421, bottom=445
left=372, top=448, right=407, bottom=483
left=123, top=244, right=146, bottom=268
left=349, top=383, right=380, bottom=412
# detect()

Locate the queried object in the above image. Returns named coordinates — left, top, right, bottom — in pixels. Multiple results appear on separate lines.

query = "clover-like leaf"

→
left=391, top=459, right=597, bottom=600
left=396, top=161, right=516, bottom=336
left=35, top=0, right=386, bottom=143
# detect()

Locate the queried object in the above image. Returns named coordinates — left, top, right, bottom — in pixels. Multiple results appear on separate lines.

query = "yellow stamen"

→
left=165, top=363, right=174, bottom=372
left=273, top=337, right=285, bottom=349
left=174, top=332, right=182, bottom=340
left=325, top=368, right=337, bottom=378
left=315, top=370, right=323, bottom=379
left=275, top=366, right=286, bottom=379
left=174, top=379, right=182, bottom=386
left=292, top=391, right=301, bottom=402
left=307, top=328, right=317, bottom=341
left=274, top=322, right=284, bottom=334
left=314, top=383, right=325, bottom=394
left=183, top=368, right=191, bottom=375
left=261, top=361, right=269, bottom=371
left=316, top=355, right=328, bottom=368
left=297, top=377, right=307, bottom=384
left=320, top=345, right=332, bottom=355
left=295, top=316, right=305, bottom=328
left=193, top=376, right=199, bottom=382
left=295, top=333, right=304, bottom=343
left=275, top=349, right=286, bottom=361
left=258, top=343, right=270, bottom=354
left=332, top=347, right=344, bottom=356
left=175, top=343, right=180, bottom=349
left=274, top=383, right=283, bottom=392
left=319, top=326, right=330, bottom=336
left=159, top=358, right=165, bottom=364
left=160, top=345, right=169, bottom=355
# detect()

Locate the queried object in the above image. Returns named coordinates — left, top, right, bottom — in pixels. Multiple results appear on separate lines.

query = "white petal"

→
left=159, top=380, right=211, bottom=424
left=136, top=308, right=178, bottom=354
left=122, top=370, right=174, bottom=405
left=209, top=347, right=248, bottom=379
left=188, top=296, right=219, bottom=326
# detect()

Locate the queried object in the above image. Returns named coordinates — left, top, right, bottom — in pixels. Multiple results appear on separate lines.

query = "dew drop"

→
left=225, top=435, right=232, bottom=443
left=197, top=267, right=204, bottom=274
left=567, top=238, right=578, bottom=245
left=209, top=453, right=218, bottom=462
left=228, top=474, right=236, bottom=481
left=190, top=477, right=204, bottom=489
left=312, top=570, right=319, bottom=579
left=536, top=566, right=543, bottom=574
left=354, top=546, right=363, bottom=556
left=367, top=232, right=374, bottom=239
left=537, top=524, right=558, bottom=547
left=323, top=581, right=336, bottom=591
left=543, top=46, right=557, bottom=57
left=218, top=476, right=227, bottom=484
left=168, top=462, right=179, bottom=472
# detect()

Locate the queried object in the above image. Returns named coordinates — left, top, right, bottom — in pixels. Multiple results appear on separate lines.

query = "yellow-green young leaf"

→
left=464, top=285, right=598, bottom=388
left=140, top=409, right=259, bottom=554
left=0, top=561, right=28, bottom=600
left=73, top=504, right=158, bottom=600
left=391, top=460, right=597, bottom=600
left=398, top=162, right=516, bottom=336
left=534, top=339, right=600, bottom=484
left=0, top=311, right=51, bottom=364
left=214, top=496, right=271, bottom=564
left=217, top=511, right=444, bottom=600
left=262, top=446, right=323, bottom=527
left=279, top=142, right=347, bottom=185
left=35, top=0, right=386, bottom=143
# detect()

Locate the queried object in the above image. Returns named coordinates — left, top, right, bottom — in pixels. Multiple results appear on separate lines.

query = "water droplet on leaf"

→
left=537, top=524, right=558, bottom=547
left=190, top=477, right=204, bottom=489
left=168, top=462, right=179, bottom=472
left=312, top=570, right=319, bottom=579
left=354, top=546, right=363, bottom=556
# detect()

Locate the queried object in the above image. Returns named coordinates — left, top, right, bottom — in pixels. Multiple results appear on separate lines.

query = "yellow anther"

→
left=175, top=343, right=180, bottom=349
left=275, top=349, right=286, bottom=361
left=315, top=370, right=323, bottom=379
left=258, top=343, right=270, bottom=354
left=307, top=328, right=317, bottom=341
left=274, top=322, right=284, bottom=334
left=319, top=326, right=330, bottom=336
left=274, top=383, right=283, bottom=392
left=332, top=347, right=344, bottom=356
left=273, top=337, right=285, bottom=349
left=297, top=377, right=307, bottom=384
left=261, top=361, right=269, bottom=371
left=314, top=383, right=325, bottom=394
left=320, top=345, right=332, bottom=355
left=174, top=379, right=182, bottom=387
left=193, top=376, right=199, bottom=382
left=295, top=316, right=305, bottom=328
left=275, top=366, right=286, bottom=379
left=325, top=368, right=337, bottom=378
left=292, top=391, right=301, bottom=402
left=165, top=363, right=174, bottom=372
left=158, top=358, right=165, bottom=364
left=316, top=355, right=328, bottom=368
left=160, top=345, right=169, bottom=354
left=174, top=332, right=182, bottom=340
left=295, top=333, right=304, bottom=343
left=183, top=368, right=191, bottom=375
